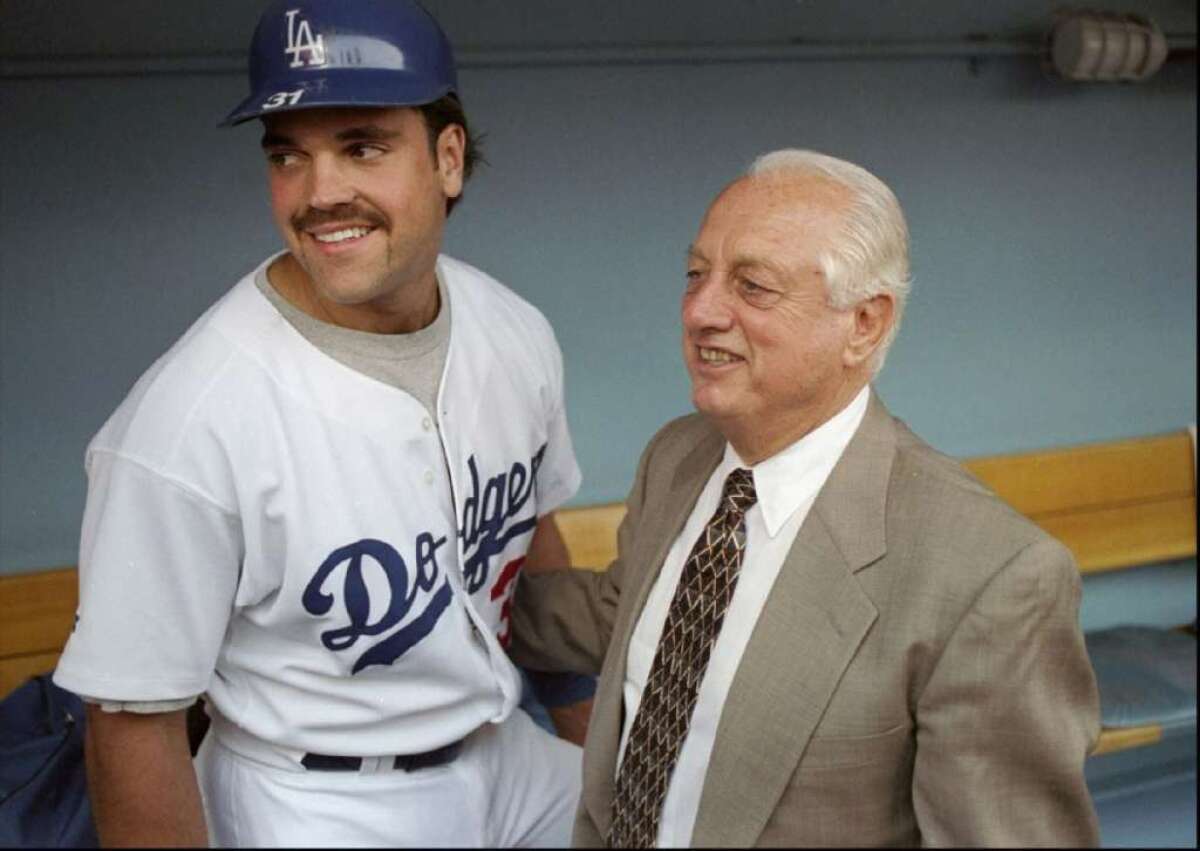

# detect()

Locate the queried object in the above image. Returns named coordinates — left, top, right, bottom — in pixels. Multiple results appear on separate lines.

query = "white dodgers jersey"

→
left=54, top=254, right=581, bottom=757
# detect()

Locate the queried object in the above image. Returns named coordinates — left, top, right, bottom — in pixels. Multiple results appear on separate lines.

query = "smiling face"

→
left=261, top=106, right=464, bottom=333
left=682, top=174, right=868, bottom=462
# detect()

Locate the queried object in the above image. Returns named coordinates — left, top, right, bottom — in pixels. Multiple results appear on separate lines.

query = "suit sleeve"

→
left=912, top=537, right=1101, bottom=847
left=509, top=420, right=661, bottom=675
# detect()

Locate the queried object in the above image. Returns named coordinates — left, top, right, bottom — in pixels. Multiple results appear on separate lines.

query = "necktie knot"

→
left=720, top=467, right=757, bottom=516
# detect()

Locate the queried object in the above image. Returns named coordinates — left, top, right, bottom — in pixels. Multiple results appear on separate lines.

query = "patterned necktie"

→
left=608, top=467, right=758, bottom=848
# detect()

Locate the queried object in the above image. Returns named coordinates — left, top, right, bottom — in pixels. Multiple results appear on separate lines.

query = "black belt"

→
left=301, top=739, right=463, bottom=772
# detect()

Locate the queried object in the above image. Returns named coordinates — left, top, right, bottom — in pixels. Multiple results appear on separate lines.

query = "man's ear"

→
left=435, top=123, right=466, bottom=200
left=844, top=293, right=895, bottom=369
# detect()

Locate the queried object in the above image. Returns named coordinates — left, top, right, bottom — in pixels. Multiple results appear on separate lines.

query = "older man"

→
left=513, top=150, right=1101, bottom=847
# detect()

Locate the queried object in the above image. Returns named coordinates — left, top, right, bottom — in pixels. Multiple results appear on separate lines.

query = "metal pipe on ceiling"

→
left=1, top=34, right=1194, bottom=79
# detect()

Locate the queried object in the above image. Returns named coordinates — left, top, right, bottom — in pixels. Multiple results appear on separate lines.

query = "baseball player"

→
left=52, top=1, right=585, bottom=846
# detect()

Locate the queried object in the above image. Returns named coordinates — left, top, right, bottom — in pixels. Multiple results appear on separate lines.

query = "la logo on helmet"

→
left=284, top=8, right=326, bottom=68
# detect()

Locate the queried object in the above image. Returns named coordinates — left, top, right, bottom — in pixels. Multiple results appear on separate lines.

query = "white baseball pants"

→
left=194, top=709, right=581, bottom=847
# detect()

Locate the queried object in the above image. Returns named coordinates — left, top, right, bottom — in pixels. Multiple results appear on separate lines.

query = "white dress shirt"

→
left=617, top=386, right=870, bottom=847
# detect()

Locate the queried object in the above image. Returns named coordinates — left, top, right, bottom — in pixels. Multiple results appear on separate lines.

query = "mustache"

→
left=292, top=204, right=387, bottom=232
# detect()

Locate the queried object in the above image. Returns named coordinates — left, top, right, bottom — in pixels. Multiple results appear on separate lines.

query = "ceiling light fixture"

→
left=1047, top=10, right=1169, bottom=82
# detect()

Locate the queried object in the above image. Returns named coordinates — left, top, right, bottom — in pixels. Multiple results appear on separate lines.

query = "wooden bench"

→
left=3, top=431, right=1195, bottom=757
left=0, top=566, right=77, bottom=699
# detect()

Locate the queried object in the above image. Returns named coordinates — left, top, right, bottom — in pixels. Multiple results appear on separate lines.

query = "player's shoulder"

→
left=88, top=269, right=267, bottom=466
left=438, top=254, right=558, bottom=350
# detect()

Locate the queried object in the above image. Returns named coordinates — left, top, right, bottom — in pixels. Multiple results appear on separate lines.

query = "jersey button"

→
left=422, top=417, right=432, bottom=432
left=423, top=469, right=434, bottom=485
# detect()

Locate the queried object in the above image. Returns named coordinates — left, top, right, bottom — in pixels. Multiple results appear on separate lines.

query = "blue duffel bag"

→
left=0, top=674, right=98, bottom=847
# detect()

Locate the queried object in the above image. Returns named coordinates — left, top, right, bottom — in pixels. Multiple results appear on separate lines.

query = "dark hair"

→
left=418, top=94, right=484, bottom=215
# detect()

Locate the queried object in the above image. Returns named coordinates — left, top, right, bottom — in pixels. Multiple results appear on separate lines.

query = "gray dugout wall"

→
left=1, top=53, right=1196, bottom=634
left=1, top=36, right=1197, bottom=848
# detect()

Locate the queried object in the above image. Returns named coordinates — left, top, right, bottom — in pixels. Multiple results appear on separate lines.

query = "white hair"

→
left=747, top=149, right=912, bottom=374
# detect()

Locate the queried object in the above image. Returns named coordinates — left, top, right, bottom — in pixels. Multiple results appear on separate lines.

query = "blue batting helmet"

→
left=221, top=0, right=458, bottom=127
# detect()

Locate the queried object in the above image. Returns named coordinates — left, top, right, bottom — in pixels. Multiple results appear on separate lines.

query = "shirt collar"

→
left=723, top=385, right=871, bottom=537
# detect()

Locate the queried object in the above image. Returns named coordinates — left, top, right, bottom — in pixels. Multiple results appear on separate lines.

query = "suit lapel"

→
left=581, top=426, right=725, bottom=837
left=691, top=392, right=896, bottom=846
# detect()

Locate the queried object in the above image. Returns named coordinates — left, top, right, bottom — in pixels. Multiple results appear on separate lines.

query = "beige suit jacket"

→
left=513, top=392, right=1101, bottom=847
